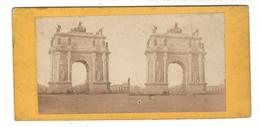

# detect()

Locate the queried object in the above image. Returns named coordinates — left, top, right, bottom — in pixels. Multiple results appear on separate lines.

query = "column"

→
left=201, top=54, right=205, bottom=83
left=188, top=53, right=192, bottom=84
left=146, top=55, right=149, bottom=83
left=106, top=55, right=109, bottom=83
left=53, top=53, right=57, bottom=81
left=92, top=53, right=96, bottom=82
left=56, top=52, right=60, bottom=82
left=163, top=52, right=167, bottom=83
left=67, top=51, right=71, bottom=82
left=102, top=53, right=107, bottom=82
left=152, top=52, right=157, bottom=83
left=198, top=54, right=203, bottom=84
left=50, top=52, right=54, bottom=82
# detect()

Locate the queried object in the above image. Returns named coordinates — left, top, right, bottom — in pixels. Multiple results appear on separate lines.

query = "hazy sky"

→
left=36, top=13, right=225, bottom=87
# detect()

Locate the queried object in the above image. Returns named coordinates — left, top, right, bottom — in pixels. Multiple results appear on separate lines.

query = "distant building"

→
left=110, top=83, right=129, bottom=93
left=206, top=84, right=225, bottom=94
left=129, top=85, right=145, bottom=95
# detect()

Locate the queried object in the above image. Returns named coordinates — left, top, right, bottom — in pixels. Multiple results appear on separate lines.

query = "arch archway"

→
left=168, top=63, right=184, bottom=94
left=71, top=61, right=89, bottom=94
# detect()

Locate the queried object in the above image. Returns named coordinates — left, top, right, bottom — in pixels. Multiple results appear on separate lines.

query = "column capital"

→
left=163, top=46, right=168, bottom=52
left=163, top=52, right=168, bottom=61
left=152, top=52, right=157, bottom=60
left=67, top=51, right=71, bottom=58
left=56, top=51, right=61, bottom=55
left=102, top=53, right=107, bottom=61
left=92, top=52, right=96, bottom=58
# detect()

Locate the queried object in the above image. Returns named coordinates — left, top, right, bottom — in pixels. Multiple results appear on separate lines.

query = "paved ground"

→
left=38, top=94, right=226, bottom=114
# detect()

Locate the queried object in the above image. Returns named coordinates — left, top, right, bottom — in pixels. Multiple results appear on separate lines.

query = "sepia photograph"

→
left=36, top=13, right=226, bottom=114
left=0, top=0, right=254, bottom=126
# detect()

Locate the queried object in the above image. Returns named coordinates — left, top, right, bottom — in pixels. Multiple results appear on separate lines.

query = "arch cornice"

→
left=54, top=32, right=106, bottom=39
left=150, top=33, right=202, bottom=40
left=145, top=50, right=206, bottom=55
left=49, top=48, right=110, bottom=54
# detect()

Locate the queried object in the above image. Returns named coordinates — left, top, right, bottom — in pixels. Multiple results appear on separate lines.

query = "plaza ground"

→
left=38, top=94, right=226, bottom=114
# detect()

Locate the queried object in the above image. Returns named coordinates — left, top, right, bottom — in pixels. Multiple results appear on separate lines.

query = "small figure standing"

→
left=127, top=78, right=130, bottom=93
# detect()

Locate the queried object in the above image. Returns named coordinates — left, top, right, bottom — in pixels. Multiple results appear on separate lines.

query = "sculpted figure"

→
left=152, top=25, right=158, bottom=33
left=96, top=70, right=103, bottom=81
left=71, top=22, right=86, bottom=32
left=167, top=22, right=182, bottom=34
left=56, top=24, right=61, bottom=32
left=192, top=29, right=199, bottom=36
left=96, top=28, right=103, bottom=35
left=59, top=66, right=66, bottom=81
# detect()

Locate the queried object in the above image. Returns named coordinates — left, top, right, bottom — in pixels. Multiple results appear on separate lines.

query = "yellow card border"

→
left=13, top=6, right=250, bottom=120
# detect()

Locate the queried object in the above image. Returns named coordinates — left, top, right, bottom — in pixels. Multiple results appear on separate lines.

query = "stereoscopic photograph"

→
left=36, top=13, right=225, bottom=114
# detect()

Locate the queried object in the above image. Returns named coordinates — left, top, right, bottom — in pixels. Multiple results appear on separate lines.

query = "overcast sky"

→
left=36, top=13, right=225, bottom=87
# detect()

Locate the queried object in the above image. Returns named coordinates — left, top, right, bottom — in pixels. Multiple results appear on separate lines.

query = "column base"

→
left=48, top=81, right=72, bottom=94
left=144, top=82, right=169, bottom=95
left=89, top=82, right=111, bottom=94
left=186, top=83, right=207, bottom=94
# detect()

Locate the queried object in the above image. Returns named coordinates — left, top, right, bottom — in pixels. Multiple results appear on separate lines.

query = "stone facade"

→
left=48, top=22, right=110, bottom=94
left=145, top=23, right=207, bottom=94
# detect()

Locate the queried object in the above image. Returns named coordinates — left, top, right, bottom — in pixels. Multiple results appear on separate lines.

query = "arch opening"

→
left=71, top=61, right=89, bottom=94
left=168, top=63, right=184, bottom=94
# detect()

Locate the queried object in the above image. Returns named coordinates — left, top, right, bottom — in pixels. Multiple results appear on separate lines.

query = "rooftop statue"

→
left=152, top=25, right=158, bottom=33
left=192, top=29, right=200, bottom=36
left=56, top=24, right=61, bottom=32
left=96, top=28, right=103, bottom=35
left=70, top=22, right=86, bottom=33
left=166, top=22, right=183, bottom=34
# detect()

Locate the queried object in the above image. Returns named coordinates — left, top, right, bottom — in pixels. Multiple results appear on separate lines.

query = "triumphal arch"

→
left=48, top=22, right=110, bottom=94
left=145, top=23, right=207, bottom=94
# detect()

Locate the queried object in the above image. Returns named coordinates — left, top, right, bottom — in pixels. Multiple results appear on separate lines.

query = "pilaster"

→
left=50, top=52, right=54, bottom=82
left=163, top=52, right=168, bottom=83
left=102, top=53, right=107, bottom=82
left=201, top=54, right=206, bottom=83
left=152, top=52, right=157, bottom=83
left=92, top=53, right=96, bottom=82
left=146, top=55, right=149, bottom=83
left=56, top=52, right=60, bottom=82
left=188, top=53, right=192, bottom=84
left=67, top=51, right=71, bottom=82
